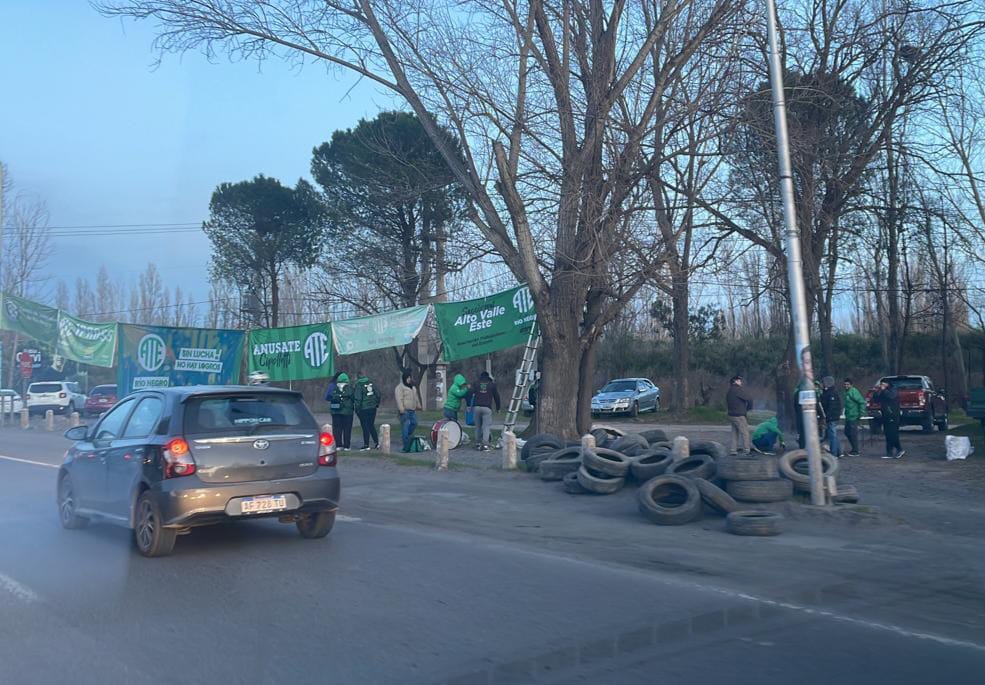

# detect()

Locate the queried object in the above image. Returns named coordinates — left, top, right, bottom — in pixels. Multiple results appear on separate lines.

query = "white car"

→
left=1, top=389, right=24, bottom=413
left=25, top=381, right=87, bottom=415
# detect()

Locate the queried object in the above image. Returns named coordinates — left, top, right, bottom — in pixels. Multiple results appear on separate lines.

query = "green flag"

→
left=0, top=292, right=58, bottom=344
left=248, top=323, right=334, bottom=381
left=55, top=312, right=118, bottom=367
left=434, top=284, right=536, bottom=361
left=332, top=305, right=430, bottom=355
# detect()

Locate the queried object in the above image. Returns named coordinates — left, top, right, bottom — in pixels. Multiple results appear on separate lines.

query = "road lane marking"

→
left=337, top=515, right=362, bottom=522
left=0, top=454, right=59, bottom=469
left=0, top=573, right=40, bottom=603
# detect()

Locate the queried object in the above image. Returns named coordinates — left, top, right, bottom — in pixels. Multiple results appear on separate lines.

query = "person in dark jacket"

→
left=328, top=372, right=355, bottom=450
left=819, top=376, right=843, bottom=456
left=353, top=372, right=381, bottom=450
left=873, top=380, right=904, bottom=459
left=725, top=375, right=753, bottom=455
left=467, top=371, right=502, bottom=451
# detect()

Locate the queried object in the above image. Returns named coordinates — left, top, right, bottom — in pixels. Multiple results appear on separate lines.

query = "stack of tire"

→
left=777, top=449, right=859, bottom=504
left=712, top=453, right=790, bottom=536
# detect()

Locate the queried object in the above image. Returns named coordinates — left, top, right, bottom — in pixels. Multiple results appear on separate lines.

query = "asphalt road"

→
left=1, top=430, right=983, bottom=684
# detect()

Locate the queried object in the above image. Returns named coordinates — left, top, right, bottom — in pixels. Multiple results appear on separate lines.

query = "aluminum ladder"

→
left=501, top=322, right=540, bottom=438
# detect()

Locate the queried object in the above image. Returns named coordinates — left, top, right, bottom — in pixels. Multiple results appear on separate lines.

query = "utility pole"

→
left=765, top=0, right=826, bottom=505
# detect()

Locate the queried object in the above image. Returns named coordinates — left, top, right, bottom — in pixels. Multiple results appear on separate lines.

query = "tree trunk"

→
left=576, top=342, right=597, bottom=435
left=885, top=127, right=902, bottom=374
left=670, top=278, right=690, bottom=411
left=538, top=334, right=581, bottom=440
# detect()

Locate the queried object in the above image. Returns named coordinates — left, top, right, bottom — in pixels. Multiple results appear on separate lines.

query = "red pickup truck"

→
left=866, top=375, right=948, bottom=433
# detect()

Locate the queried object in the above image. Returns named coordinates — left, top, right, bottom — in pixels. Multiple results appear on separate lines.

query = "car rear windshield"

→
left=183, top=394, right=317, bottom=434
left=91, top=385, right=116, bottom=396
left=601, top=381, right=636, bottom=393
left=884, top=377, right=924, bottom=389
left=29, top=383, right=62, bottom=393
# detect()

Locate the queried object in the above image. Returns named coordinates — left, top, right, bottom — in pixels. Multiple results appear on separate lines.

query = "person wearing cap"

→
left=328, top=372, right=355, bottom=450
left=872, top=379, right=904, bottom=459
left=819, top=376, right=843, bottom=456
left=725, top=375, right=753, bottom=456
left=467, top=371, right=502, bottom=451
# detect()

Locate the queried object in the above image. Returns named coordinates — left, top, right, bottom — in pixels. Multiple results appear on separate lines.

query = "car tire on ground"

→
left=563, top=470, right=590, bottom=494
left=716, top=454, right=779, bottom=481
left=629, top=401, right=640, bottom=417
left=629, top=449, right=673, bottom=481
left=778, top=449, right=839, bottom=484
left=725, top=478, right=793, bottom=503
left=576, top=465, right=625, bottom=494
left=296, top=510, right=336, bottom=539
left=520, top=433, right=564, bottom=461
left=133, top=491, right=177, bottom=557
left=665, top=453, right=717, bottom=480
left=57, top=474, right=89, bottom=530
left=539, top=448, right=583, bottom=481
left=688, top=440, right=727, bottom=461
left=582, top=448, right=632, bottom=477
left=638, top=428, right=669, bottom=444
left=589, top=428, right=610, bottom=448
left=694, top=478, right=740, bottom=514
left=637, top=475, right=703, bottom=525
left=609, top=433, right=649, bottom=455
left=726, top=510, right=783, bottom=536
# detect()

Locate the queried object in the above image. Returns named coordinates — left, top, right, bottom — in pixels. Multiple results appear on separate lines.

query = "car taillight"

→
left=918, top=394, right=927, bottom=406
left=59, top=392, right=67, bottom=398
left=163, top=438, right=196, bottom=478
left=318, top=432, right=337, bottom=467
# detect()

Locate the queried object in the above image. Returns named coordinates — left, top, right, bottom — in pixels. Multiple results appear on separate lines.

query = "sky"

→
left=0, top=1, right=392, bottom=309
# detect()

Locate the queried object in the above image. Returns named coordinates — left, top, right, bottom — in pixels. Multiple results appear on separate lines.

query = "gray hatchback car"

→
left=57, top=385, right=340, bottom=557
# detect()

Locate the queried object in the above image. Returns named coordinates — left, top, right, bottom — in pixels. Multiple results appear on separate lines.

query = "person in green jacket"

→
left=751, top=415, right=785, bottom=454
left=443, top=373, right=469, bottom=421
left=353, top=372, right=381, bottom=450
left=842, top=378, right=866, bottom=457
left=329, top=372, right=355, bottom=450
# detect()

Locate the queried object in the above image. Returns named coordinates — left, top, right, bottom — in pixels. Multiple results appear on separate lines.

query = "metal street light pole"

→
left=764, top=0, right=826, bottom=505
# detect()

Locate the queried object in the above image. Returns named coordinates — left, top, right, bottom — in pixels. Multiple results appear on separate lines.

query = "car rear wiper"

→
left=248, top=421, right=291, bottom=435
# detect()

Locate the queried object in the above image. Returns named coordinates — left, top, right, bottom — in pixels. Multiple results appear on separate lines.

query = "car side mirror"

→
left=64, top=425, right=88, bottom=441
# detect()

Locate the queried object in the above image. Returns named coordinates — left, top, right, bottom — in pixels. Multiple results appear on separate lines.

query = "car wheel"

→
left=133, top=491, right=177, bottom=557
left=654, top=398, right=660, bottom=412
left=630, top=401, right=639, bottom=418
left=937, top=416, right=948, bottom=432
left=922, top=416, right=933, bottom=433
left=296, top=510, right=336, bottom=539
left=57, top=475, right=89, bottom=529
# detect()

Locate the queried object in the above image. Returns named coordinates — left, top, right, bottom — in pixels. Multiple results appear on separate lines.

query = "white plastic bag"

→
left=945, top=435, right=973, bottom=461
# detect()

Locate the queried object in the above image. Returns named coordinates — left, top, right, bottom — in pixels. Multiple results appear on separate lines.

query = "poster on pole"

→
left=248, top=323, right=334, bottom=381
left=117, top=324, right=245, bottom=394
left=332, top=305, right=430, bottom=355
left=433, top=285, right=536, bottom=361
left=56, top=312, right=117, bottom=367
left=0, top=292, right=59, bottom=344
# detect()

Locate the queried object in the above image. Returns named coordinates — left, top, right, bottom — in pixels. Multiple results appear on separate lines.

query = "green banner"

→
left=55, top=312, right=117, bottom=367
left=434, top=284, right=536, bottom=361
left=248, top=323, right=334, bottom=381
left=0, top=292, right=58, bottom=344
left=332, top=305, right=430, bottom=355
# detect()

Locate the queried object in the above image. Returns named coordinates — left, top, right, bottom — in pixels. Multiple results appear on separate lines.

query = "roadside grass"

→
left=342, top=449, right=459, bottom=469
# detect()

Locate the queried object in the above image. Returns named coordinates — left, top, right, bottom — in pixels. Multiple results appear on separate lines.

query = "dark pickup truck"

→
left=866, top=375, right=948, bottom=433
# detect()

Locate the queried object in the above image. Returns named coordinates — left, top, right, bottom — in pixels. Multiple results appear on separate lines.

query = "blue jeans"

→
left=825, top=422, right=841, bottom=456
left=443, top=408, right=458, bottom=422
left=400, top=410, right=418, bottom=451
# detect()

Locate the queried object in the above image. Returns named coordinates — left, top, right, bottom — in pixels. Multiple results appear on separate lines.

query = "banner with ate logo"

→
left=332, top=305, right=430, bottom=356
left=56, top=312, right=117, bottom=367
left=117, top=324, right=244, bottom=394
left=433, top=285, right=536, bottom=361
left=248, top=322, right=334, bottom=381
left=0, top=292, right=58, bottom=344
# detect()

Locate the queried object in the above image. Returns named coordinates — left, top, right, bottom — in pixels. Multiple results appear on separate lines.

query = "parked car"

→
left=83, top=384, right=118, bottom=417
left=57, top=385, right=340, bottom=557
left=591, top=378, right=661, bottom=417
left=25, top=381, right=86, bottom=415
left=865, top=375, right=948, bottom=433
left=1, top=388, right=24, bottom=413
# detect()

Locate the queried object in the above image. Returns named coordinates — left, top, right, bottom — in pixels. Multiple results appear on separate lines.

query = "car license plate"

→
left=239, top=495, right=288, bottom=514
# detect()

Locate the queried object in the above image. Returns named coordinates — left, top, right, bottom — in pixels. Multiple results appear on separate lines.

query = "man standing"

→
left=443, top=373, right=469, bottom=421
left=819, top=376, right=843, bottom=457
left=468, top=371, right=501, bottom=451
left=873, top=379, right=904, bottom=459
left=726, top=375, right=753, bottom=456
left=395, top=371, right=421, bottom=453
left=353, top=372, right=381, bottom=450
left=842, top=378, right=866, bottom=457
left=328, top=372, right=355, bottom=450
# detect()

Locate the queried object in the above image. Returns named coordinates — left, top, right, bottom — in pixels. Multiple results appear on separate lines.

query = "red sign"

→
left=19, top=352, right=33, bottom=378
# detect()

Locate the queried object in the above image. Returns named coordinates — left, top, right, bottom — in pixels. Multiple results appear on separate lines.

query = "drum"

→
left=431, top=419, right=464, bottom=449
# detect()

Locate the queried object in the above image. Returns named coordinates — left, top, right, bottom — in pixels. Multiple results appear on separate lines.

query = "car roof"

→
left=92, top=384, right=117, bottom=389
left=147, top=385, right=302, bottom=399
left=607, top=378, right=650, bottom=382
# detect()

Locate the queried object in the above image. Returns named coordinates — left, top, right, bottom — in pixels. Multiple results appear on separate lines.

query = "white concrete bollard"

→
left=45, top=410, right=55, bottom=431
left=380, top=424, right=391, bottom=454
left=501, top=430, right=518, bottom=470
left=672, top=436, right=690, bottom=462
left=20, top=409, right=29, bottom=429
left=70, top=411, right=81, bottom=427
left=436, top=427, right=450, bottom=471
left=581, top=433, right=597, bottom=451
